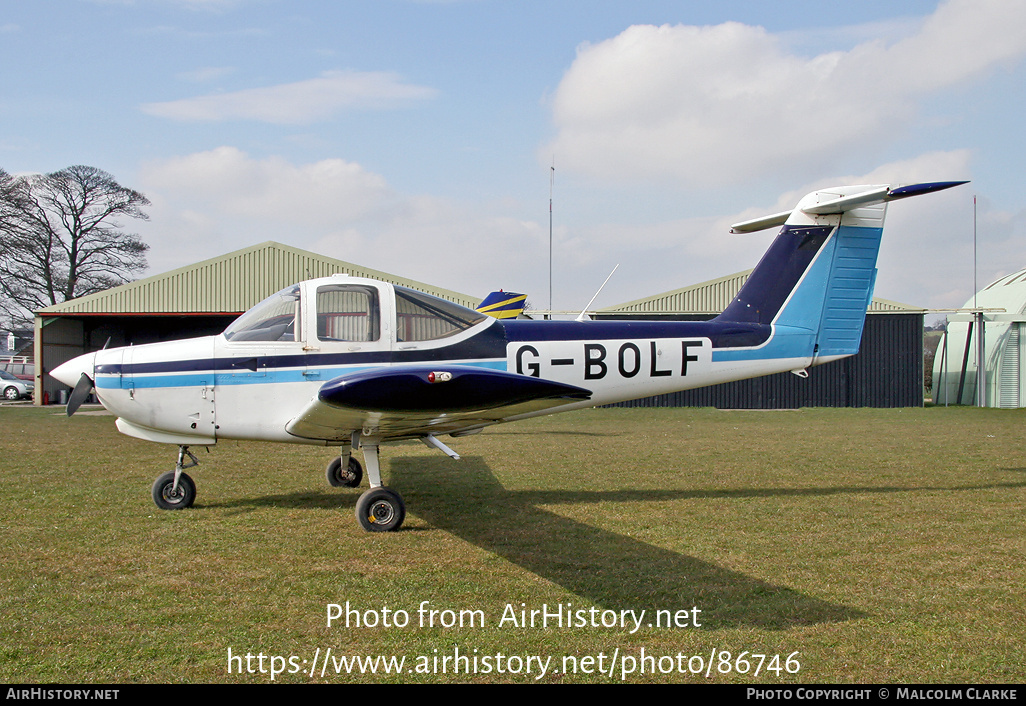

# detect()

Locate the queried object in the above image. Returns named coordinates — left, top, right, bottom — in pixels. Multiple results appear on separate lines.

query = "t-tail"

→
left=716, top=181, right=967, bottom=366
left=477, top=290, right=527, bottom=319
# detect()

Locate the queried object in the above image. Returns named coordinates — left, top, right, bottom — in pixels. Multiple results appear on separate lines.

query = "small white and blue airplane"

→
left=52, top=181, right=965, bottom=532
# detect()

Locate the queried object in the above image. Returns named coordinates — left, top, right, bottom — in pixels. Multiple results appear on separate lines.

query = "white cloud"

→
left=551, top=150, right=978, bottom=311
left=136, top=148, right=547, bottom=299
left=141, top=70, right=438, bottom=124
left=134, top=146, right=996, bottom=314
left=545, top=0, right=1026, bottom=187
left=141, top=146, right=396, bottom=225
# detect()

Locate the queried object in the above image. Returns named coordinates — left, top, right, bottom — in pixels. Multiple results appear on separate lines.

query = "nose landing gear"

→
left=151, top=446, right=199, bottom=510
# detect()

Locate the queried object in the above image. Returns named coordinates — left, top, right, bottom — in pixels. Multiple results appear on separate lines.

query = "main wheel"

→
left=3, top=386, right=19, bottom=400
left=326, top=455, right=363, bottom=488
left=152, top=471, right=196, bottom=510
left=355, top=487, right=405, bottom=532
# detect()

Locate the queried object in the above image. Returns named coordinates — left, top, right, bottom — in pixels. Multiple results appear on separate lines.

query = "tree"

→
left=0, top=165, right=150, bottom=326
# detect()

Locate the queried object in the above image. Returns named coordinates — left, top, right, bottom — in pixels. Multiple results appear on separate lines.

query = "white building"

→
left=933, top=267, right=1026, bottom=407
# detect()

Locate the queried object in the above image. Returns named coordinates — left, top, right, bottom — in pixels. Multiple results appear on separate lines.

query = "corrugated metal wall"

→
left=37, top=242, right=479, bottom=315
left=612, top=314, right=924, bottom=408
left=610, top=271, right=753, bottom=315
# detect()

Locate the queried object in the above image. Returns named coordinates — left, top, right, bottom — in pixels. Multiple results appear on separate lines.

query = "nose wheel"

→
left=152, top=445, right=199, bottom=510
left=152, top=471, right=196, bottom=509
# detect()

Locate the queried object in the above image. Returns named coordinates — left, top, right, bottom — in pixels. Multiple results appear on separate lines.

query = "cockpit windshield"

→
left=394, top=287, right=487, bottom=342
left=223, top=285, right=301, bottom=342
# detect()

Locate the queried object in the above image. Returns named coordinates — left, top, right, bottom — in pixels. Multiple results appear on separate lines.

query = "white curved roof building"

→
left=934, top=267, right=1026, bottom=407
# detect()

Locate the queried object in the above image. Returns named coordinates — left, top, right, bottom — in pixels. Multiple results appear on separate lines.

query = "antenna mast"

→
left=548, top=159, right=554, bottom=319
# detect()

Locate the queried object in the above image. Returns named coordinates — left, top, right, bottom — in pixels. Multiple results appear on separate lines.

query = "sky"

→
left=2, top=0, right=1025, bottom=316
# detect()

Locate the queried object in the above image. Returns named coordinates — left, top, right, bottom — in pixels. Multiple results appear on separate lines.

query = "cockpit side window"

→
left=394, top=287, right=486, bottom=342
left=316, top=285, right=380, bottom=342
left=223, top=285, right=301, bottom=342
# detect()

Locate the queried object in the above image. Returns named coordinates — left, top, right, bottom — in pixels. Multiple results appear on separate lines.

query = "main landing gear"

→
left=330, top=433, right=460, bottom=533
left=328, top=443, right=404, bottom=532
left=348, top=436, right=405, bottom=533
left=326, top=452, right=363, bottom=488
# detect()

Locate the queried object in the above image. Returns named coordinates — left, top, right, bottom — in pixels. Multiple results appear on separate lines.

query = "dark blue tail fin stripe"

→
left=716, top=225, right=834, bottom=326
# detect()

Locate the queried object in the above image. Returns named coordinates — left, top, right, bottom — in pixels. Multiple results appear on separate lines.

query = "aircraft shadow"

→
left=204, top=491, right=360, bottom=513
left=389, top=455, right=866, bottom=630
left=478, top=430, right=615, bottom=438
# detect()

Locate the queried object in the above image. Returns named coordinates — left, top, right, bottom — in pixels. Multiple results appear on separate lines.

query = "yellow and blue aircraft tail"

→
left=476, top=291, right=527, bottom=319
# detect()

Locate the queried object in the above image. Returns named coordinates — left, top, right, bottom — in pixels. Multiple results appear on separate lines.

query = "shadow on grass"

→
left=478, top=430, right=617, bottom=438
left=201, top=491, right=360, bottom=513
left=390, top=455, right=866, bottom=630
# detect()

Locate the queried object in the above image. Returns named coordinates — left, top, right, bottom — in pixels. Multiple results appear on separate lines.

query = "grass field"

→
left=1, top=404, right=1024, bottom=683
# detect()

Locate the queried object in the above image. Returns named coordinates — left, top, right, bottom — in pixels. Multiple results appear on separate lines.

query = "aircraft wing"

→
left=285, top=365, right=592, bottom=442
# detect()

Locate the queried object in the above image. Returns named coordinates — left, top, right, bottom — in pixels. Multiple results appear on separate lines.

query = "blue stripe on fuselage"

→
left=96, top=359, right=509, bottom=390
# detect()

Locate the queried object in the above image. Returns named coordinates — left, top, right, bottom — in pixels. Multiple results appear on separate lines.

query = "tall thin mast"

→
left=548, top=160, right=554, bottom=318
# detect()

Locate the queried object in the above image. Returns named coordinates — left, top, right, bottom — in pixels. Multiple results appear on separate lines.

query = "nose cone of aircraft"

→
left=52, top=352, right=98, bottom=387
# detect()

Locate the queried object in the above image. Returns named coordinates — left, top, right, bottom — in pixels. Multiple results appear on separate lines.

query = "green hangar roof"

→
left=36, top=241, right=479, bottom=316
left=600, top=268, right=923, bottom=315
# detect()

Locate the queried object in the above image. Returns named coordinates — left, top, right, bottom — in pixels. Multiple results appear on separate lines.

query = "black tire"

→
left=326, top=455, right=363, bottom=488
left=355, top=487, right=405, bottom=532
left=152, top=471, right=196, bottom=510
left=3, top=386, right=19, bottom=401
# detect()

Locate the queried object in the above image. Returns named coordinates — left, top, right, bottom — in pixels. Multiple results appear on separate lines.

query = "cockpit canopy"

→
left=222, top=280, right=487, bottom=344
left=223, top=285, right=300, bottom=342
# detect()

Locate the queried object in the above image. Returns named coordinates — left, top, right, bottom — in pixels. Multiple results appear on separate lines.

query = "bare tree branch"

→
left=0, top=165, right=150, bottom=326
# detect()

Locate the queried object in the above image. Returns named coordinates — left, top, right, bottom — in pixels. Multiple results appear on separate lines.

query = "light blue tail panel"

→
left=813, top=224, right=883, bottom=358
left=713, top=223, right=883, bottom=363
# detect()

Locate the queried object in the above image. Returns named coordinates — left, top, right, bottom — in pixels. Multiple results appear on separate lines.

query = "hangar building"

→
left=598, top=269, right=926, bottom=408
left=933, top=267, right=1026, bottom=407
left=33, top=241, right=477, bottom=405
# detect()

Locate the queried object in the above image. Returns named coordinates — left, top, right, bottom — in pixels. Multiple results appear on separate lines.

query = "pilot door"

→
left=216, top=284, right=309, bottom=441
left=300, top=280, right=393, bottom=384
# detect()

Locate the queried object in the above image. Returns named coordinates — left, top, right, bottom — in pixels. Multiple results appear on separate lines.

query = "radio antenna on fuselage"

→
left=576, top=264, right=619, bottom=322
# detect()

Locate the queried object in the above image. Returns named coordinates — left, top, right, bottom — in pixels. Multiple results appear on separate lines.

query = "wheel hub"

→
left=163, top=484, right=185, bottom=502
left=368, top=500, right=395, bottom=524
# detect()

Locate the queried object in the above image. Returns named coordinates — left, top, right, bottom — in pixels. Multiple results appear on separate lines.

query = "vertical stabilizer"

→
left=718, top=181, right=966, bottom=364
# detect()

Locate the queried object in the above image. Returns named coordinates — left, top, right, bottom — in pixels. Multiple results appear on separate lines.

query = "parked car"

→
left=1, top=355, right=34, bottom=381
left=1, top=370, right=33, bottom=400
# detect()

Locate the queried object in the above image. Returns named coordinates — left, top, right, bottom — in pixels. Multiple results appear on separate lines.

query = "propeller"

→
left=66, top=372, right=95, bottom=417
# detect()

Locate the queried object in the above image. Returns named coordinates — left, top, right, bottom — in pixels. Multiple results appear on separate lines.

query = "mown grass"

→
left=1, top=404, right=1024, bottom=683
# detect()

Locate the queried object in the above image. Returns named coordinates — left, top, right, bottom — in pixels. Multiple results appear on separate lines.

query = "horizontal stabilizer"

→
left=728, top=210, right=792, bottom=234
left=730, top=181, right=968, bottom=233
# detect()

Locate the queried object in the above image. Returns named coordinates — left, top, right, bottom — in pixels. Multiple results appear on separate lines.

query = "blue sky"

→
left=2, top=0, right=1024, bottom=314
